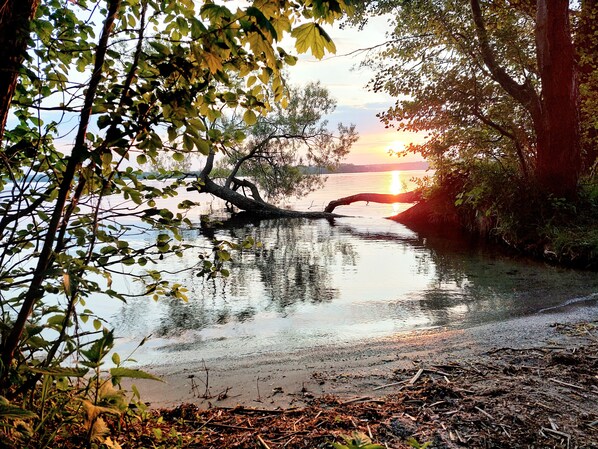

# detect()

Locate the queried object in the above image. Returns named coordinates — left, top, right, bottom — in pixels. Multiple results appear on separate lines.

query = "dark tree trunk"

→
left=578, top=0, right=598, bottom=171
left=193, top=176, right=341, bottom=219
left=535, top=0, right=581, bottom=198
left=324, top=191, right=422, bottom=213
left=0, top=0, right=40, bottom=143
left=471, top=0, right=582, bottom=198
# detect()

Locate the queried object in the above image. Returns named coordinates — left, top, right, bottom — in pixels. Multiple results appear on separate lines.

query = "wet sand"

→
left=131, top=301, right=598, bottom=409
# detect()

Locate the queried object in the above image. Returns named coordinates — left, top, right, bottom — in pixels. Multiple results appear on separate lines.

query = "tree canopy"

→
left=0, top=0, right=353, bottom=445
left=201, top=81, right=357, bottom=206
left=352, top=0, right=596, bottom=199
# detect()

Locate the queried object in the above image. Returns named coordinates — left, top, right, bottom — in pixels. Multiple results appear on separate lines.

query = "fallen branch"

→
left=373, top=380, right=407, bottom=391
left=409, top=368, right=425, bottom=385
left=549, top=378, right=586, bottom=390
left=324, top=191, right=422, bottom=213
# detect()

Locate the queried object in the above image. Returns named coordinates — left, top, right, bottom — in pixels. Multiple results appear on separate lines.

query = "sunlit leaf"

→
left=109, top=368, right=163, bottom=382
left=243, top=109, right=258, bottom=125
left=291, top=22, right=336, bottom=59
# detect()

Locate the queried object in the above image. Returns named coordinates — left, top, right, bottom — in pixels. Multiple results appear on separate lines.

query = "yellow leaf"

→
left=271, top=15, right=292, bottom=37
left=203, top=52, right=223, bottom=73
left=291, top=22, right=336, bottom=59
left=63, top=272, right=71, bottom=296
left=243, top=110, right=258, bottom=125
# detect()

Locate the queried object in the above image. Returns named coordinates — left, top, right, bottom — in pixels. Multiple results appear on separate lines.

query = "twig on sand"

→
left=549, top=378, right=586, bottom=390
left=475, top=406, right=495, bottom=421
left=340, top=396, right=386, bottom=405
left=373, top=381, right=406, bottom=391
left=257, top=434, right=272, bottom=448
left=256, top=376, right=262, bottom=402
left=409, top=368, right=424, bottom=385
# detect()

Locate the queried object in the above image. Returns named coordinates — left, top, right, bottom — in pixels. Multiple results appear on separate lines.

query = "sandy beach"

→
left=130, top=298, right=598, bottom=410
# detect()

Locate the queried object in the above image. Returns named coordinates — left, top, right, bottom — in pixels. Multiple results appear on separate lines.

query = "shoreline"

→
left=130, top=300, right=598, bottom=410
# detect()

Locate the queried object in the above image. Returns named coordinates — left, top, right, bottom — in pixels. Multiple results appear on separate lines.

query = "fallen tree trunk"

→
left=324, top=191, right=422, bottom=213
left=192, top=176, right=342, bottom=219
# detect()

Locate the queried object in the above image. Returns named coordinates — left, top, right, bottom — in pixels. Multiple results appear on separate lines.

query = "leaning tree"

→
left=191, top=81, right=358, bottom=216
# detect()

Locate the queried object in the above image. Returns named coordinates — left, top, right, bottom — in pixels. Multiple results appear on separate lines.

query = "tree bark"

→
left=324, top=191, right=421, bottom=213
left=578, top=0, right=598, bottom=171
left=535, top=0, right=581, bottom=198
left=0, top=0, right=40, bottom=143
left=193, top=176, right=341, bottom=219
left=471, top=0, right=581, bottom=198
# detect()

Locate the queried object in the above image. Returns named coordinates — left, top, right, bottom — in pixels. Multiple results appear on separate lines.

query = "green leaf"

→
left=243, top=109, right=258, bottom=125
left=291, top=22, right=336, bottom=59
left=110, top=368, right=163, bottom=382
left=0, top=404, right=37, bottom=420
left=25, top=367, right=89, bottom=377
left=197, top=139, right=210, bottom=155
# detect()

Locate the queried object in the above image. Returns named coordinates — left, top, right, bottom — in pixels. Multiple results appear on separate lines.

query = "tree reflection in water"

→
left=149, top=218, right=357, bottom=337
left=114, top=216, right=598, bottom=348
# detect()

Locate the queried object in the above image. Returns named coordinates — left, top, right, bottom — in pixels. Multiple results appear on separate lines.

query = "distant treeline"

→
left=302, top=161, right=429, bottom=174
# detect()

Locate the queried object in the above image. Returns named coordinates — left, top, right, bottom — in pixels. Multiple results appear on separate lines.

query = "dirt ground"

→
left=115, top=304, right=598, bottom=448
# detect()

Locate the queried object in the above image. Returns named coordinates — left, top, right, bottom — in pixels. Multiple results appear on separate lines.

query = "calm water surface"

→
left=100, top=171, right=598, bottom=365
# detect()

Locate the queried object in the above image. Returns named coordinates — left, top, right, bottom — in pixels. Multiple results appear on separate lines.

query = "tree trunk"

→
left=471, top=0, right=582, bottom=198
left=324, top=191, right=421, bottom=213
left=535, top=0, right=581, bottom=198
left=193, top=176, right=341, bottom=219
left=0, top=0, right=121, bottom=382
left=0, top=0, right=40, bottom=143
left=578, top=0, right=598, bottom=171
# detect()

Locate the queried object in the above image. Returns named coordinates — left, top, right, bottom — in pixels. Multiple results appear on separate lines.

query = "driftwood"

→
left=324, top=190, right=422, bottom=213
left=190, top=176, right=343, bottom=219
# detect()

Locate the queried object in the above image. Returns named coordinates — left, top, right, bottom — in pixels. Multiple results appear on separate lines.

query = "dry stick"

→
left=205, top=422, right=255, bottom=431
left=429, top=400, right=447, bottom=408
left=222, top=406, right=299, bottom=414
left=465, top=361, right=483, bottom=374
left=425, top=367, right=452, bottom=377
left=541, top=427, right=571, bottom=440
left=409, top=368, right=425, bottom=385
left=341, top=396, right=372, bottom=405
left=195, top=416, right=214, bottom=432
left=373, top=381, right=406, bottom=391
left=475, top=406, right=495, bottom=421
left=283, top=435, right=298, bottom=448
left=549, top=378, right=586, bottom=390
left=257, top=435, right=272, bottom=449
left=202, top=360, right=210, bottom=398
left=256, top=377, right=262, bottom=402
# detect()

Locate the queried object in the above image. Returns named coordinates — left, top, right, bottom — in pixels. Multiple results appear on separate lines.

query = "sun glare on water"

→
left=390, top=170, right=405, bottom=213
left=390, top=170, right=404, bottom=195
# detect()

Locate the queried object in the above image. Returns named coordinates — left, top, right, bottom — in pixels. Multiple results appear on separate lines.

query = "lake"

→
left=99, top=171, right=598, bottom=366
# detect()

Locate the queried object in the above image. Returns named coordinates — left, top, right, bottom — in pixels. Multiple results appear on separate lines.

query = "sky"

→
left=285, top=16, right=426, bottom=166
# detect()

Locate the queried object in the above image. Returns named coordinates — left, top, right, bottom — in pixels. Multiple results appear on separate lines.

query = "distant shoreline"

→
left=306, top=161, right=429, bottom=174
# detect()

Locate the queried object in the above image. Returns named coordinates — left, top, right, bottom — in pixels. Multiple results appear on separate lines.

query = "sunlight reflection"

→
left=390, top=170, right=403, bottom=195
left=390, top=170, right=403, bottom=213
